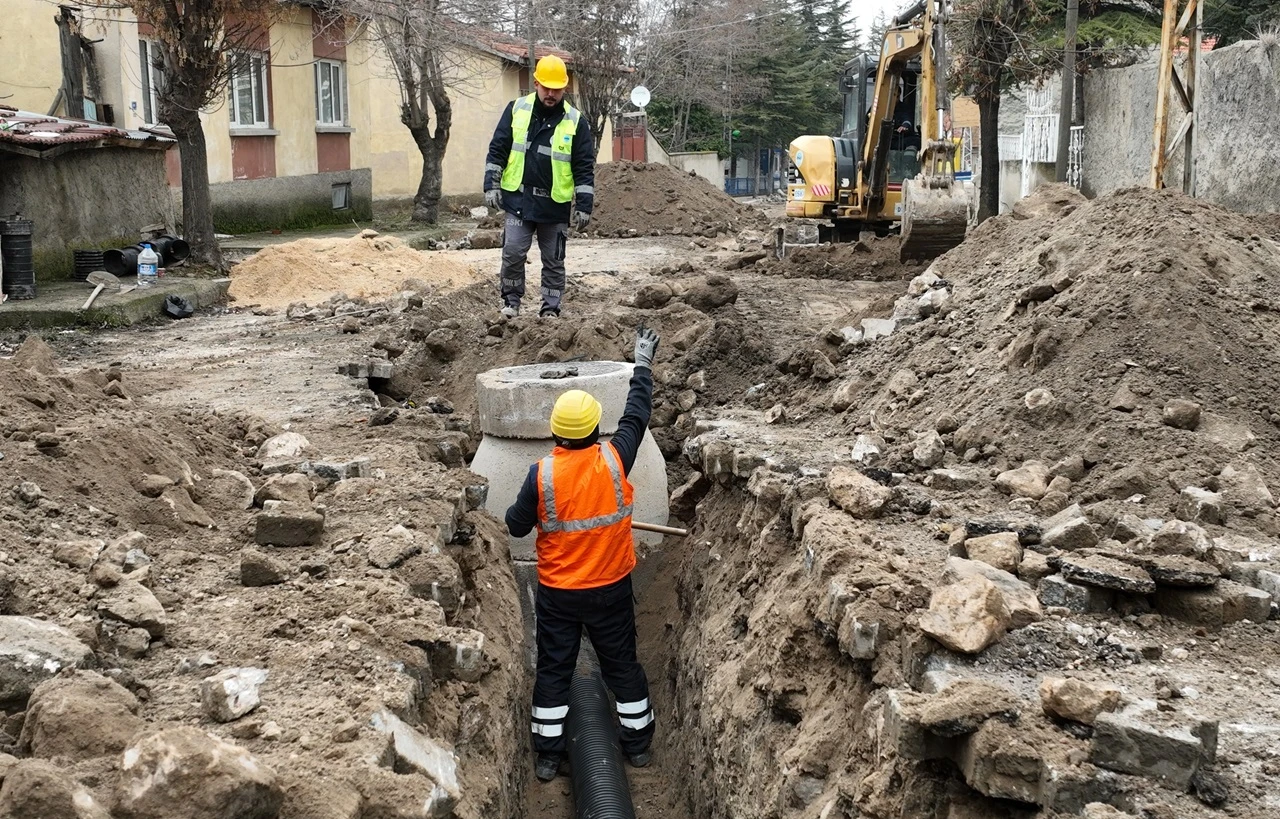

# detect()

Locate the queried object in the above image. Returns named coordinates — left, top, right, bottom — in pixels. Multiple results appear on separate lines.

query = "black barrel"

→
left=72, top=249, right=105, bottom=282
left=0, top=216, right=36, bottom=300
left=152, top=234, right=190, bottom=264
left=567, top=664, right=637, bottom=819
left=103, top=244, right=144, bottom=277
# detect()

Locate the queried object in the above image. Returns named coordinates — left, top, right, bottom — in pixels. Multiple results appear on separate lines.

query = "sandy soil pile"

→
left=589, top=162, right=770, bottom=239
left=228, top=231, right=480, bottom=309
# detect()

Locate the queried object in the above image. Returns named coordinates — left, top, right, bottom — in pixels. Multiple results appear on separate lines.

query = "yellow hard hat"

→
left=533, top=55, right=569, bottom=90
left=550, top=389, right=601, bottom=439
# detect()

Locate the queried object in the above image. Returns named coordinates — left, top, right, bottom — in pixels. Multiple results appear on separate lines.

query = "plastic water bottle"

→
left=137, top=243, right=159, bottom=288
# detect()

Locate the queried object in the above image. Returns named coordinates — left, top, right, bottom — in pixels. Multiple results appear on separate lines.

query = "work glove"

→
left=484, top=188, right=502, bottom=210
left=634, top=325, right=660, bottom=370
left=573, top=210, right=591, bottom=231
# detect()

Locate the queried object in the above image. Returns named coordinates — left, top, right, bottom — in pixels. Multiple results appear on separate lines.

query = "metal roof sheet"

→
left=0, top=106, right=174, bottom=156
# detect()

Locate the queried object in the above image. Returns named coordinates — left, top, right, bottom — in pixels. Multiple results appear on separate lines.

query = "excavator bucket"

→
left=900, top=178, right=970, bottom=262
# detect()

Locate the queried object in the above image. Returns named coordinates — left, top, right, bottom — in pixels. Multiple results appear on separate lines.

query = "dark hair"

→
left=554, top=426, right=601, bottom=450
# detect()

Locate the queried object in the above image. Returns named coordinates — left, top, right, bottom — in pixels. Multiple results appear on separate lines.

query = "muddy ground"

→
left=2, top=177, right=1280, bottom=819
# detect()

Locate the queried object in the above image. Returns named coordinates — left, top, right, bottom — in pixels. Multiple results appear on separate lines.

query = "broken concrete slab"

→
left=1141, top=555, right=1220, bottom=588
left=1060, top=554, right=1155, bottom=594
left=1038, top=575, right=1115, bottom=614
left=1090, top=708, right=1217, bottom=789
left=875, top=689, right=957, bottom=761
left=1155, top=580, right=1272, bottom=627
left=1041, top=516, right=1100, bottom=552
left=254, top=502, right=324, bottom=547
left=369, top=709, right=460, bottom=815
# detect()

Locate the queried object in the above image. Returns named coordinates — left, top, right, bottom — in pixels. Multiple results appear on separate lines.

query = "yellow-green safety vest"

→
left=500, top=94, right=583, bottom=204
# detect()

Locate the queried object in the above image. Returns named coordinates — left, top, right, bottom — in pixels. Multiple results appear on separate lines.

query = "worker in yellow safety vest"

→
left=505, top=326, right=660, bottom=782
left=484, top=54, right=596, bottom=320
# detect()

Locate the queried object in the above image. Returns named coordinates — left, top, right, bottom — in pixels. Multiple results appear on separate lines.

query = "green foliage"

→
left=645, top=98, right=730, bottom=155
left=1205, top=0, right=1280, bottom=46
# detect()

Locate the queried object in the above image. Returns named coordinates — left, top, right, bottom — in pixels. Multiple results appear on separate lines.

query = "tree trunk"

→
left=412, top=128, right=444, bottom=223
left=169, top=114, right=224, bottom=269
left=976, top=86, right=1001, bottom=223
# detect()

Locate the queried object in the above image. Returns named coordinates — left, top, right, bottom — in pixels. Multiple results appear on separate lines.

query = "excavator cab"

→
left=841, top=55, right=922, bottom=187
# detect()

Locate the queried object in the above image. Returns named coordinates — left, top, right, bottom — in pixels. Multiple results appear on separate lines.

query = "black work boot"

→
left=535, top=753, right=563, bottom=782
left=627, top=748, right=652, bottom=768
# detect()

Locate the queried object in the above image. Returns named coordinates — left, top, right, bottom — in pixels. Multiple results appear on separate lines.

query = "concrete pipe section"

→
left=470, top=361, right=669, bottom=668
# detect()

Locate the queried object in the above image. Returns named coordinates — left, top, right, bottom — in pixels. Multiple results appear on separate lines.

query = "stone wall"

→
left=1083, top=40, right=1280, bottom=210
left=0, top=147, right=175, bottom=280
left=209, top=168, right=373, bottom=234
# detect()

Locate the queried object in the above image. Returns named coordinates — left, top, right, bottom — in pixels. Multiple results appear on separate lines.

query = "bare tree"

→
left=541, top=0, right=639, bottom=150
left=86, top=0, right=280, bottom=268
left=343, top=0, right=500, bottom=223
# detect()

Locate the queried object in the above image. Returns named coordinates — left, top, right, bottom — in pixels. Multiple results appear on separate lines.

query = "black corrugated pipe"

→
left=567, top=663, right=637, bottom=819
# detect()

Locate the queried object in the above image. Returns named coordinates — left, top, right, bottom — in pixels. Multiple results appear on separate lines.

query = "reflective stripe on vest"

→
left=535, top=442, right=636, bottom=590
left=500, top=94, right=581, bottom=203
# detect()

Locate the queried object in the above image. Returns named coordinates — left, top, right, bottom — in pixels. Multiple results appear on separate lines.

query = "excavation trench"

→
left=508, top=471, right=883, bottom=819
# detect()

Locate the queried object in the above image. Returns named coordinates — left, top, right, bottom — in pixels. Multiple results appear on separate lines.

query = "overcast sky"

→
left=853, top=0, right=913, bottom=37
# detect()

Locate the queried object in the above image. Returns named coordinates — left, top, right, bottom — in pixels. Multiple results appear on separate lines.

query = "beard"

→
left=534, top=95, right=563, bottom=116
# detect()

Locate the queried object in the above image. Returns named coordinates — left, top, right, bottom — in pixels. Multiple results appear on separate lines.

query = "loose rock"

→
left=200, top=668, right=269, bottom=723
left=116, top=727, right=283, bottom=819
left=919, top=575, right=1012, bottom=654
left=1039, top=677, right=1123, bottom=725
left=826, top=468, right=891, bottom=519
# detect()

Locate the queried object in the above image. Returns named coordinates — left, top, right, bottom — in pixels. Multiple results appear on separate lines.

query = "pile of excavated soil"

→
left=760, top=236, right=924, bottom=282
left=0, top=336, right=523, bottom=818
left=228, top=232, right=480, bottom=309
left=590, top=162, right=770, bottom=239
left=801, top=184, right=1280, bottom=521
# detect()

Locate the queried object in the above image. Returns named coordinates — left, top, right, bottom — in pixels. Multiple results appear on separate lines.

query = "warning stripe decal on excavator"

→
left=811, top=184, right=831, bottom=197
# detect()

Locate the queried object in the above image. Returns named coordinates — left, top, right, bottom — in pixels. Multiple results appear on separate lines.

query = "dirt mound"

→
left=228, top=232, right=480, bottom=309
left=760, top=236, right=923, bottom=282
left=0, top=335, right=522, bottom=817
left=590, top=162, right=770, bottom=239
left=815, top=183, right=1280, bottom=519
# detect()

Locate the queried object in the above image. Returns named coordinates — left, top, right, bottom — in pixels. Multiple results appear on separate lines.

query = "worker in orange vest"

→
left=505, top=326, right=660, bottom=782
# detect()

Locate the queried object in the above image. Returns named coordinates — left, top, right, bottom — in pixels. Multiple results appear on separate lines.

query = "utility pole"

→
left=1055, top=0, right=1079, bottom=182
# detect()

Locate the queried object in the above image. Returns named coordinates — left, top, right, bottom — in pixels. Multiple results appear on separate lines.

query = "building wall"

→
left=0, top=148, right=175, bottom=280
left=3, top=2, right=618, bottom=226
left=1082, top=41, right=1279, bottom=211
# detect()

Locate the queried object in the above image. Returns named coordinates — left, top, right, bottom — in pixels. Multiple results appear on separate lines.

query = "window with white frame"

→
left=314, top=59, right=347, bottom=126
left=229, top=51, right=270, bottom=128
left=137, top=39, right=165, bottom=125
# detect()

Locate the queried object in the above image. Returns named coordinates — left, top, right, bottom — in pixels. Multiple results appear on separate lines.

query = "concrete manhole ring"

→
left=475, top=360, right=635, bottom=439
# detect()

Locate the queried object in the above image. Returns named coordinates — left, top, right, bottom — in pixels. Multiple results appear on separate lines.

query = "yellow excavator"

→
left=785, top=0, right=970, bottom=261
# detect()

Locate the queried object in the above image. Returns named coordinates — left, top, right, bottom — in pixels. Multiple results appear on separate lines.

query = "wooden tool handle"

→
left=632, top=521, right=688, bottom=537
left=82, top=283, right=106, bottom=310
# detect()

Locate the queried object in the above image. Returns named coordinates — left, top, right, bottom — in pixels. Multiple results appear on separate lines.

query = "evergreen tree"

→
left=1205, top=0, right=1280, bottom=46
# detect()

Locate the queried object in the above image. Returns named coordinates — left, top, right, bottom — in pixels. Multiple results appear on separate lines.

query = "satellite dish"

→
left=629, top=85, right=651, bottom=109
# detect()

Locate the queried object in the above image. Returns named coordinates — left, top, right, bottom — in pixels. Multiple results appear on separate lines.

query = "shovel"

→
left=82, top=270, right=120, bottom=310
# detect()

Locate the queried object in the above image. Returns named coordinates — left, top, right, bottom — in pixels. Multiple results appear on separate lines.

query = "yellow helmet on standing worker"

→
left=533, top=55, right=570, bottom=89
left=550, top=389, right=601, bottom=439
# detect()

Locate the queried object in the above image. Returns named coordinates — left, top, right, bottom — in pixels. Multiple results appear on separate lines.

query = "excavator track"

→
left=899, top=178, right=970, bottom=262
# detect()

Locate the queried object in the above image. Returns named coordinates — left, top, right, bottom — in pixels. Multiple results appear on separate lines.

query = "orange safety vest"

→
left=535, top=442, right=636, bottom=590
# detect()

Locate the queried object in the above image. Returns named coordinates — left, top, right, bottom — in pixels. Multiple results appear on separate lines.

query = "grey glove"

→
left=573, top=210, right=591, bottom=231
left=484, top=188, right=502, bottom=209
left=634, top=325, right=659, bottom=370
